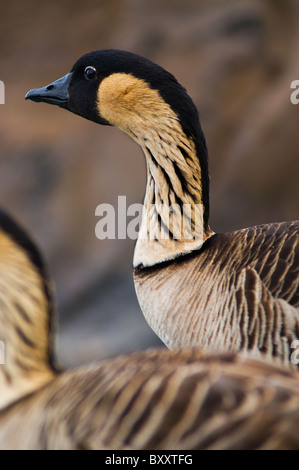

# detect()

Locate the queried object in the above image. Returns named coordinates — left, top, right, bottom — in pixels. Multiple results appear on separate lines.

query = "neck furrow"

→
left=133, top=131, right=212, bottom=268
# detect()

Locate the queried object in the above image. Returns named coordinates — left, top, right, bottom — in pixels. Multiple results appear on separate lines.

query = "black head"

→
left=26, top=49, right=206, bottom=141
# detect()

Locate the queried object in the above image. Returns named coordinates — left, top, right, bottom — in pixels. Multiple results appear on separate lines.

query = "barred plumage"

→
left=135, top=221, right=299, bottom=364
left=2, top=348, right=299, bottom=450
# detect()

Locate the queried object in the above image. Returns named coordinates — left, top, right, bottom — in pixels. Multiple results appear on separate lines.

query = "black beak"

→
left=25, top=73, right=72, bottom=108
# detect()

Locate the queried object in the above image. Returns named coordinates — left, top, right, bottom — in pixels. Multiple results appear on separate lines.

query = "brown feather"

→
left=2, top=349, right=299, bottom=450
left=134, top=221, right=299, bottom=364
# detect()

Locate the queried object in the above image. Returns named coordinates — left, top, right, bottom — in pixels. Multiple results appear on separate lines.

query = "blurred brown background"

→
left=1, top=0, right=298, bottom=367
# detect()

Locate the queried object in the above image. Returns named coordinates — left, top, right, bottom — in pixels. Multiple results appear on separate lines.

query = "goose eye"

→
left=84, top=66, right=97, bottom=81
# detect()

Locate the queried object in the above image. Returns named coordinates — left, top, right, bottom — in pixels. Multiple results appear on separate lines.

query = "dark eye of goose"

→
left=84, top=66, right=97, bottom=81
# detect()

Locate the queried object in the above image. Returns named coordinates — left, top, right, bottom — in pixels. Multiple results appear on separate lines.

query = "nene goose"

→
left=26, top=50, right=299, bottom=364
left=2, top=209, right=299, bottom=450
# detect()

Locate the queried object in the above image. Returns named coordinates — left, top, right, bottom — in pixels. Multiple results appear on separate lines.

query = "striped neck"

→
left=133, top=120, right=213, bottom=268
left=95, top=70, right=212, bottom=267
left=0, top=234, right=56, bottom=410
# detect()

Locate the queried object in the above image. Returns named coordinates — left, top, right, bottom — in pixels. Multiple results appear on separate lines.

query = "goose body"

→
left=3, top=348, right=299, bottom=450
left=2, top=210, right=299, bottom=450
left=25, top=49, right=299, bottom=363
left=135, top=221, right=299, bottom=356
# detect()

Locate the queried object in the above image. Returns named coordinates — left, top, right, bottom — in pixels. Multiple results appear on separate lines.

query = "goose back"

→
left=1, top=349, right=299, bottom=450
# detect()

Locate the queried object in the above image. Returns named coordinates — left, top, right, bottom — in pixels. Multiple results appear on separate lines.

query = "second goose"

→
left=3, top=209, right=299, bottom=449
left=25, top=50, right=299, bottom=364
